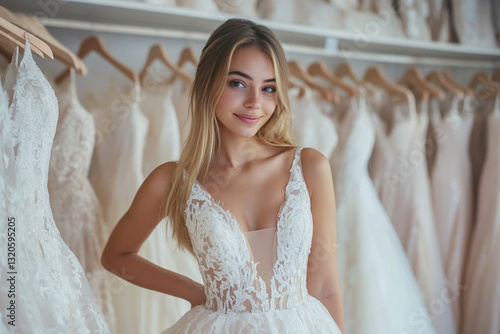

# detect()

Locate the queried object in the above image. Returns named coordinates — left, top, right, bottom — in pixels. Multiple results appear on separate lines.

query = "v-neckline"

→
left=194, top=147, right=299, bottom=237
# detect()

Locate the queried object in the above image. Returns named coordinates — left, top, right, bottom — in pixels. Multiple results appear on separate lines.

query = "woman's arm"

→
left=301, top=148, right=345, bottom=333
left=101, top=162, right=206, bottom=307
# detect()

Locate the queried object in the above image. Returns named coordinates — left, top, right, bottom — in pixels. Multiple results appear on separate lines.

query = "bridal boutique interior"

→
left=1, top=0, right=499, bottom=333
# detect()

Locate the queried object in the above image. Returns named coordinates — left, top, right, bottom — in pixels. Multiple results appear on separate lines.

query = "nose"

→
left=244, top=88, right=261, bottom=110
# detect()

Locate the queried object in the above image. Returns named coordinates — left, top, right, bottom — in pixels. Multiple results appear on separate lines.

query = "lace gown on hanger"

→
left=162, top=148, right=342, bottom=333
left=48, top=69, right=115, bottom=330
left=462, top=96, right=500, bottom=334
left=367, top=92, right=456, bottom=333
left=3, top=40, right=109, bottom=333
left=0, top=77, right=17, bottom=332
left=328, top=94, right=436, bottom=334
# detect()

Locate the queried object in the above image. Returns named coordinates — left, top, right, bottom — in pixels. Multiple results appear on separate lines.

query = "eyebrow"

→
left=228, top=71, right=276, bottom=83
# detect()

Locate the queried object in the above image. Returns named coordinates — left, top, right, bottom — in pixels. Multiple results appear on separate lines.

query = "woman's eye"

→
left=263, top=86, right=276, bottom=93
left=229, top=80, right=244, bottom=88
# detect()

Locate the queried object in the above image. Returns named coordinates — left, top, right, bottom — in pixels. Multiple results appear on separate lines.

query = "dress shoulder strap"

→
left=291, top=147, right=303, bottom=171
left=287, top=147, right=305, bottom=188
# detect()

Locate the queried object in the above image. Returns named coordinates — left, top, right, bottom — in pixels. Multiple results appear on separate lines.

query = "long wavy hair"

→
left=162, top=18, right=295, bottom=254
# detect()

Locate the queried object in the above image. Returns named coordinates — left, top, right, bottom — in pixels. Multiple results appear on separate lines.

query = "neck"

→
left=215, top=130, right=267, bottom=170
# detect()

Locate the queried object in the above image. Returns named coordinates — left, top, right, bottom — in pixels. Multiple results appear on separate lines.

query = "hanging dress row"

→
left=288, top=62, right=500, bottom=334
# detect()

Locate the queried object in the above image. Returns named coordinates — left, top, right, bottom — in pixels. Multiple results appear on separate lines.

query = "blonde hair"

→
left=162, top=18, right=294, bottom=254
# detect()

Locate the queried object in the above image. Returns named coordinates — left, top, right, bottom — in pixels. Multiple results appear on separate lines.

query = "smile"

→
left=234, top=114, right=261, bottom=124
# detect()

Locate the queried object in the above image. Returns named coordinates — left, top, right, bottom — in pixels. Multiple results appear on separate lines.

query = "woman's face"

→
left=215, top=46, right=277, bottom=139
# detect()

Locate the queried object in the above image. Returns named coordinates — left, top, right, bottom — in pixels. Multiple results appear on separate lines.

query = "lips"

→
left=234, top=113, right=261, bottom=124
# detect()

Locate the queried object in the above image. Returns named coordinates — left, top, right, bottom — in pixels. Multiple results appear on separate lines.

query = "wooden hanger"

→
left=0, top=29, right=25, bottom=54
left=399, top=67, right=445, bottom=101
left=439, top=70, right=474, bottom=96
left=288, top=80, right=307, bottom=99
left=177, top=46, right=198, bottom=68
left=335, top=62, right=373, bottom=94
left=307, top=61, right=358, bottom=97
left=469, top=72, right=500, bottom=96
left=0, top=43, right=11, bottom=60
left=287, top=60, right=339, bottom=104
left=55, top=35, right=138, bottom=85
left=363, top=66, right=411, bottom=103
left=0, top=17, right=51, bottom=59
left=139, top=43, right=191, bottom=87
left=16, top=13, right=87, bottom=76
left=0, top=7, right=87, bottom=75
left=426, top=71, right=464, bottom=99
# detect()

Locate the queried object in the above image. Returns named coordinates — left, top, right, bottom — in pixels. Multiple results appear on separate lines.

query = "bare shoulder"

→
left=300, top=147, right=332, bottom=179
left=141, top=161, right=178, bottom=196
left=299, top=147, right=333, bottom=194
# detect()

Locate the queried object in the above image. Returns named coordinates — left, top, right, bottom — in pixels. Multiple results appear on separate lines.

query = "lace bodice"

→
left=49, top=69, right=95, bottom=185
left=184, top=147, right=312, bottom=314
left=11, top=46, right=58, bottom=218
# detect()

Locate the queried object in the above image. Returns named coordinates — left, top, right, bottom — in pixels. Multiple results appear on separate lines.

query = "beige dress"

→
left=367, top=91, right=456, bottom=333
left=462, top=96, right=500, bottom=334
left=428, top=94, right=474, bottom=327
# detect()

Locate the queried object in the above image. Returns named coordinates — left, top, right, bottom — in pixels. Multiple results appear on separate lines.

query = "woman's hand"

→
left=188, top=280, right=206, bottom=309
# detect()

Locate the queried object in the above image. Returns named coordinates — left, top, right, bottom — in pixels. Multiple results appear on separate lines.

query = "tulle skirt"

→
left=161, top=295, right=342, bottom=334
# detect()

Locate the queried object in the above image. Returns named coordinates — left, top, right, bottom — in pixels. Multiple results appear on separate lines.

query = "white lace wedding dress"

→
left=0, top=72, right=17, bottom=333
left=162, top=148, right=342, bottom=333
left=48, top=69, right=115, bottom=330
left=0, top=40, right=109, bottom=333
left=328, top=94, right=436, bottom=334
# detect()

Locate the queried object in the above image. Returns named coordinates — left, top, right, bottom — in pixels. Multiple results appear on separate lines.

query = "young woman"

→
left=102, top=18, right=344, bottom=333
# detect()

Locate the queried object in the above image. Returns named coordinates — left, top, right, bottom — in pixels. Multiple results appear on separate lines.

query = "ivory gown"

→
left=0, top=39, right=109, bottom=334
left=462, top=96, right=500, bottom=334
left=48, top=69, right=115, bottom=330
left=288, top=87, right=338, bottom=159
left=88, top=81, right=194, bottom=333
left=428, top=94, right=474, bottom=327
left=328, top=94, right=436, bottom=334
left=368, top=91, right=456, bottom=334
